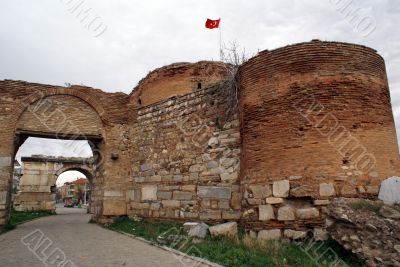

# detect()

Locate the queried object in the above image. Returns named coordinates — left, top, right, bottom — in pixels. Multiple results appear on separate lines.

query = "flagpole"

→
left=219, top=20, right=222, bottom=61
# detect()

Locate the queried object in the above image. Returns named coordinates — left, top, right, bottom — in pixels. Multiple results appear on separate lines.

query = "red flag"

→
left=205, top=18, right=220, bottom=29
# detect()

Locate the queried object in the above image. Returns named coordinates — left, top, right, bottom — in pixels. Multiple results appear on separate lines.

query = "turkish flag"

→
left=205, top=18, right=220, bottom=29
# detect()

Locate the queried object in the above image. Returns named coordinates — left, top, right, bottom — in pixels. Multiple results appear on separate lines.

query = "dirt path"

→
left=0, top=210, right=210, bottom=267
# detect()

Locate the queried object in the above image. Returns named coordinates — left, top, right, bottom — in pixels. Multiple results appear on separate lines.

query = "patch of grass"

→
left=187, top=235, right=364, bottom=267
left=349, top=199, right=383, bottom=214
left=1, top=209, right=54, bottom=235
left=106, top=217, right=364, bottom=267
left=10, top=209, right=55, bottom=225
left=107, top=216, right=186, bottom=245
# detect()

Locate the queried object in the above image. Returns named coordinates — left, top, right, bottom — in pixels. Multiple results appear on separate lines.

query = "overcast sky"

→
left=2, top=0, right=400, bottom=182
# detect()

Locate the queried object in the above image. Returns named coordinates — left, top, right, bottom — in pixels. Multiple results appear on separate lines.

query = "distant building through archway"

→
left=14, top=155, right=95, bottom=212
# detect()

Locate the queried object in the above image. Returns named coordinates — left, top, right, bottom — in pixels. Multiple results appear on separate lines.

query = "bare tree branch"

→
left=220, top=42, right=253, bottom=122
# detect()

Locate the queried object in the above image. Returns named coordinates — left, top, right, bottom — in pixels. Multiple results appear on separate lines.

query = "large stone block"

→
left=209, top=222, right=237, bottom=238
left=265, top=197, right=283, bottom=204
left=103, top=199, right=127, bottom=216
left=182, top=212, right=198, bottom=219
left=218, top=200, right=230, bottom=209
left=161, top=200, right=180, bottom=208
left=284, top=229, right=307, bottom=240
left=207, top=161, right=219, bottom=169
left=197, top=186, right=231, bottom=199
left=220, top=172, right=238, bottom=182
left=220, top=158, right=236, bottom=168
left=150, top=202, right=160, bottom=210
left=199, top=210, right=221, bottom=220
left=257, top=229, right=281, bottom=241
left=247, top=198, right=262, bottom=205
left=319, top=183, right=335, bottom=197
left=141, top=185, right=157, bottom=201
left=126, top=190, right=135, bottom=202
left=295, top=208, right=319, bottom=219
left=378, top=176, right=400, bottom=204
left=290, top=185, right=314, bottom=197
left=273, top=180, right=290, bottom=197
left=130, top=202, right=150, bottom=209
left=313, top=199, right=330, bottom=206
left=172, top=175, right=183, bottom=182
left=145, top=175, right=162, bottom=182
left=183, top=222, right=198, bottom=231
left=157, top=191, right=172, bottom=200
left=222, top=210, right=242, bottom=220
left=249, top=185, right=272, bottom=199
left=185, top=222, right=209, bottom=238
left=172, top=191, right=193, bottom=200
left=181, top=185, right=196, bottom=191
left=277, top=206, right=295, bottom=221
left=259, top=205, right=275, bottom=221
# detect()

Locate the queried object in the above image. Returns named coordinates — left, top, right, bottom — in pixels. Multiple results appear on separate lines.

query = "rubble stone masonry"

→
left=128, top=83, right=241, bottom=222
left=0, top=41, right=398, bottom=237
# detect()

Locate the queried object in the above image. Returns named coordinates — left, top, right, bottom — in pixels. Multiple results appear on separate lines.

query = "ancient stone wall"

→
left=127, top=83, right=241, bottom=222
left=0, top=41, right=399, bottom=235
left=328, top=198, right=400, bottom=266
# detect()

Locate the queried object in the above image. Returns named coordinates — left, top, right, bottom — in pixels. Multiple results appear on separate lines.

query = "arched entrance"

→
left=55, top=169, right=91, bottom=214
left=2, top=91, right=106, bottom=225
left=0, top=82, right=132, bottom=228
left=55, top=166, right=95, bottom=214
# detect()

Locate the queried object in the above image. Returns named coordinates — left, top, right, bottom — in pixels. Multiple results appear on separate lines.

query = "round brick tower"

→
left=239, top=40, right=400, bottom=200
left=130, top=61, right=228, bottom=106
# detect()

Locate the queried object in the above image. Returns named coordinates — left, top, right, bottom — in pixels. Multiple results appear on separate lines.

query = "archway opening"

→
left=12, top=137, right=98, bottom=216
left=0, top=92, right=106, bottom=227
left=55, top=170, right=91, bottom=215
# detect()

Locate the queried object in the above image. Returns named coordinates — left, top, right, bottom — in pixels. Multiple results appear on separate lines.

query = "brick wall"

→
left=238, top=41, right=400, bottom=234
left=17, top=95, right=103, bottom=137
left=130, top=61, right=229, bottom=106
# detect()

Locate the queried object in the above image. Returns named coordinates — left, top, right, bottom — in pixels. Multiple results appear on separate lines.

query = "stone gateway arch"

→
left=14, top=155, right=95, bottom=212
left=1, top=41, right=399, bottom=238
